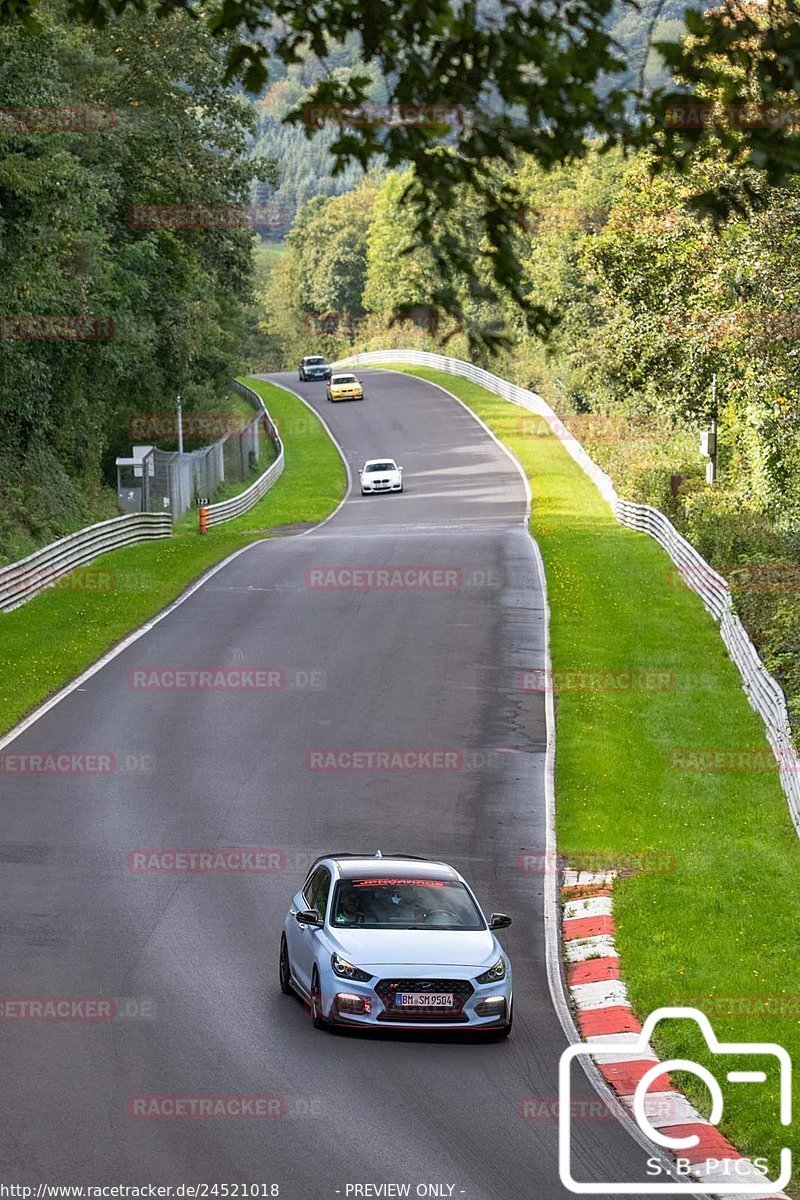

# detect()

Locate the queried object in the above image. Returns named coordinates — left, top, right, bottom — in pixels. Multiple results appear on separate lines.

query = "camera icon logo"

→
left=558, top=1006, right=792, bottom=1194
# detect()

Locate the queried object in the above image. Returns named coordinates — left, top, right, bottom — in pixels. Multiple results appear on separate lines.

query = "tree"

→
left=5, top=0, right=800, bottom=351
left=0, top=1, right=268, bottom=557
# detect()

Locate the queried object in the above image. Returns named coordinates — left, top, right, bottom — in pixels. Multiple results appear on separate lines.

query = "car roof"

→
left=303, top=355, right=326, bottom=361
left=363, top=458, right=397, bottom=467
left=306, top=852, right=458, bottom=881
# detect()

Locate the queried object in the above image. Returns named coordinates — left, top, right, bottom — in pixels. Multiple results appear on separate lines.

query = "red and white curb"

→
left=562, top=869, right=789, bottom=1197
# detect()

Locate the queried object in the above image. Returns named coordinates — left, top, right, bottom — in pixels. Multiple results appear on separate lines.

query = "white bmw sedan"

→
left=279, top=853, right=513, bottom=1035
left=359, top=458, right=403, bottom=494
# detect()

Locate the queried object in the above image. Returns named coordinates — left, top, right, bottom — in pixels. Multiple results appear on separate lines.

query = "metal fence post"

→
left=327, top=348, right=800, bottom=838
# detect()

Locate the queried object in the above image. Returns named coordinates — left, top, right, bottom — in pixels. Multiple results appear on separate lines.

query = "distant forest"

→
left=250, top=0, right=697, bottom=231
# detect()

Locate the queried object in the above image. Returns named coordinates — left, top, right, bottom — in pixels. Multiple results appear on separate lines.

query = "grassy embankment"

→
left=384, top=362, right=799, bottom=1182
left=0, top=378, right=346, bottom=735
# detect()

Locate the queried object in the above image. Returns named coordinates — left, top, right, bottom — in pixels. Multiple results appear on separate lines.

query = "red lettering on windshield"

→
left=351, top=878, right=446, bottom=887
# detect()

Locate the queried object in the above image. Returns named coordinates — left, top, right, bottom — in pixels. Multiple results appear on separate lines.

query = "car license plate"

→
left=396, top=993, right=454, bottom=1007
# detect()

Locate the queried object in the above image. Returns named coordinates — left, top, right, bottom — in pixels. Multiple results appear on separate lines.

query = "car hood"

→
left=365, top=469, right=400, bottom=480
left=330, top=928, right=497, bottom=968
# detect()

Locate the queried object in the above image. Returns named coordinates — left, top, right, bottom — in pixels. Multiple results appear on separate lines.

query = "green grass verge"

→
left=382, top=363, right=800, bottom=1184
left=0, top=378, right=345, bottom=737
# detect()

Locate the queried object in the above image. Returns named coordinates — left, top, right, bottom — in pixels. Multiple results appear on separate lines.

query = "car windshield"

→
left=305, top=357, right=325, bottom=365
left=331, top=878, right=485, bottom=930
left=366, top=462, right=396, bottom=473
left=333, top=375, right=357, bottom=384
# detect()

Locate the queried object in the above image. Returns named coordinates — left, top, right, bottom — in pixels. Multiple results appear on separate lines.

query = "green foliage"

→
left=0, top=1, right=266, bottom=561
left=290, top=182, right=378, bottom=314
left=256, top=136, right=800, bottom=741
left=0, top=378, right=345, bottom=733
left=683, top=489, right=784, bottom=564
left=5, top=0, right=798, bottom=352
left=251, top=46, right=382, bottom=228
left=258, top=177, right=380, bottom=363
left=398, top=363, right=800, bottom=1175
left=363, top=171, right=440, bottom=317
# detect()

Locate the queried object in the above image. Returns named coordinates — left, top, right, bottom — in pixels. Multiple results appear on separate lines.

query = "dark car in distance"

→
left=299, top=355, right=332, bottom=382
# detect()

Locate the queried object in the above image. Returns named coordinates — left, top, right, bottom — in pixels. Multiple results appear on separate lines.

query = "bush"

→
left=682, top=489, right=783, bottom=565
left=0, top=444, right=118, bottom=565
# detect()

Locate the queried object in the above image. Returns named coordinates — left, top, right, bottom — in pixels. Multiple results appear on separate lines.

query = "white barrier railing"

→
left=334, top=349, right=800, bottom=835
left=0, top=382, right=284, bottom=607
left=200, top=381, right=285, bottom=528
left=0, top=513, right=172, bottom=613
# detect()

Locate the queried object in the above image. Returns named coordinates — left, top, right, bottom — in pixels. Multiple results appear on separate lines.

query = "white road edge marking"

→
left=362, top=368, right=532, bottom=526
left=0, top=376, right=352, bottom=753
left=374, top=366, right=709, bottom=1197
left=0, top=365, right=710, bottom=1196
left=257, top=376, right=354, bottom=522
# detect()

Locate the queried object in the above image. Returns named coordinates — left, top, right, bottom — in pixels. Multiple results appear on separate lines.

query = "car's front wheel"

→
left=279, top=934, right=293, bottom=995
left=310, top=966, right=327, bottom=1030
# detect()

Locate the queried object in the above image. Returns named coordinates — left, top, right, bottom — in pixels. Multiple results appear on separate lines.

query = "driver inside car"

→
left=335, top=889, right=366, bottom=924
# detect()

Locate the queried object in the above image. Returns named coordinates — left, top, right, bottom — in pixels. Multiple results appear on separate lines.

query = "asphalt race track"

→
left=0, top=369, right=666, bottom=1198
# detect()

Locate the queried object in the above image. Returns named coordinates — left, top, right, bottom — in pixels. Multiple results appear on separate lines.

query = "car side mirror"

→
left=489, top=912, right=512, bottom=930
left=296, top=909, right=323, bottom=928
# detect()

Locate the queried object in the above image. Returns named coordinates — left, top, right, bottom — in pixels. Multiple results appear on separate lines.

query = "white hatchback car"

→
left=279, top=853, right=513, bottom=1035
left=359, top=458, right=403, bottom=495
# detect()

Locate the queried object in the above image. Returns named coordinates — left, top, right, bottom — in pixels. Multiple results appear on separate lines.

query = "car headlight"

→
left=476, top=957, right=506, bottom=983
left=331, top=953, right=372, bottom=982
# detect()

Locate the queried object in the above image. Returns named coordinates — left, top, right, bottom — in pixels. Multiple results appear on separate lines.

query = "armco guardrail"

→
left=0, top=513, right=172, bottom=613
left=200, top=381, right=285, bottom=528
left=1, top=383, right=282, bottom=606
left=335, top=349, right=800, bottom=836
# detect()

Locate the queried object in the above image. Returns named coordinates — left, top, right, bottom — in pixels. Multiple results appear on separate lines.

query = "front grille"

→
left=376, top=977, right=474, bottom=1022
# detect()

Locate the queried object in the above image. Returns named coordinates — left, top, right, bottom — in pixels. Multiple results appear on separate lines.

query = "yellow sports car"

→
left=326, top=372, right=364, bottom=402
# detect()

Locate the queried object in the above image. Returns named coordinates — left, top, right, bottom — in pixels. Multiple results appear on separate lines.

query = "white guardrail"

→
left=0, top=382, right=284, bottom=608
left=334, top=349, right=800, bottom=836
left=0, top=513, right=171, bottom=613
left=200, top=381, right=285, bottom=528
